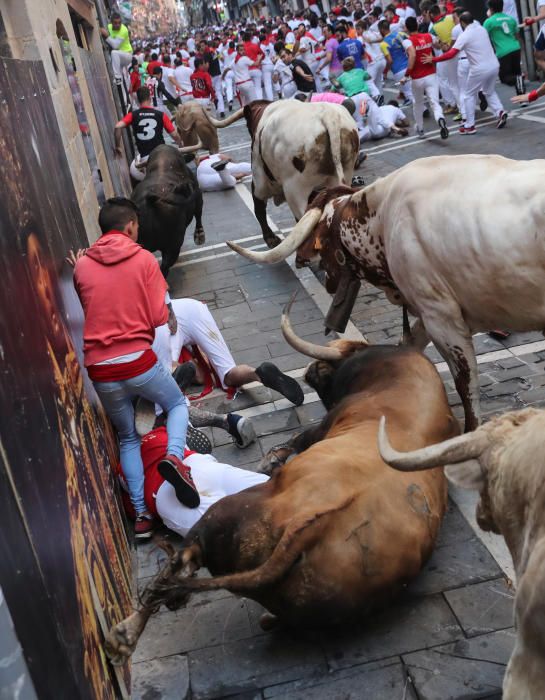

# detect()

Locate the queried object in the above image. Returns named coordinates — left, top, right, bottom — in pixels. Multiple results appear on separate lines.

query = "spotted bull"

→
left=204, top=100, right=360, bottom=249
left=379, top=407, right=545, bottom=700
left=104, top=301, right=457, bottom=665
left=228, top=154, right=545, bottom=432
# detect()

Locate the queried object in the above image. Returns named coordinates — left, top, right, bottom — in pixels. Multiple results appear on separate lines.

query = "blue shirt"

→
left=380, top=30, right=409, bottom=74
left=337, top=38, right=364, bottom=68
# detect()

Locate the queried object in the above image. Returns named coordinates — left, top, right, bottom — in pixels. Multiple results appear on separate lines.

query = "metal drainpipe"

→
left=518, top=0, right=539, bottom=80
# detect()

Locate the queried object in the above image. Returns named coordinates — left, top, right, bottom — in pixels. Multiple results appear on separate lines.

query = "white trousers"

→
left=262, top=64, right=275, bottom=101
left=412, top=73, right=444, bottom=130
left=198, top=159, right=252, bottom=191
left=237, top=80, right=256, bottom=106
left=224, top=72, right=236, bottom=104
left=212, top=75, right=224, bottom=113
left=392, top=69, right=413, bottom=100
left=156, top=453, right=269, bottom=537
left=457, top=58, right=470, bottom=120
left=282, top=80, right=297, bottom=99
left=352, top=92, right=390, bottom=139
left=436, top=60, right=457, bottom=106
left=110, top=50, right=132, bottom=80
left=367, top=57, right=386, bottom=94
left=152, top=298, right=236, bottom=388
left=250, top=69, right=263, bottom=99
left=464, top=63, right=503, bottom=128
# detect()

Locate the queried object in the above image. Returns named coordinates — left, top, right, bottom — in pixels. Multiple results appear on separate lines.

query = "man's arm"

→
left=294, top=64, right=315, bottom=81
left=114, top=116, right=130, bottom=157
left=100, top=27, right=124, bottom=50
left=512, top=80, right=545, bottom=103
left=404, top=42, right=416, bottom=75
left=163, top=113, right=182, bottom=146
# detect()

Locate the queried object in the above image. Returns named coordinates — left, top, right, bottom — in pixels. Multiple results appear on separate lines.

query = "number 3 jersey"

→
left=121, top=108, right=176, bottom=157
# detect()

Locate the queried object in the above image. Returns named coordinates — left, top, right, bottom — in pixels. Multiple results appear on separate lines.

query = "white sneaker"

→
left=416, top=128, right=426, bottom=139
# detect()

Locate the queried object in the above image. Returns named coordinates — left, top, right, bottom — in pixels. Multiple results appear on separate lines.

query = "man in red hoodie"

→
left=73, top=197, right=199, bottom=539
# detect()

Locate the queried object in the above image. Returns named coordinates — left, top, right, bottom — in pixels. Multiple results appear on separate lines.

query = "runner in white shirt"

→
left=273, top=56, right=298, bottom=98
left=361, top=21, right=387, bottom=96
left=233, top=44, right=257, bottom=105
left=174, top=59, right=194, bottom=103
left=221, top=43, right=237, bottom=109
left=424, top=11, right=507, bottom=133
left=451, top=10, right=469, bottom=122
left=260, top=36, right=276, bottom=101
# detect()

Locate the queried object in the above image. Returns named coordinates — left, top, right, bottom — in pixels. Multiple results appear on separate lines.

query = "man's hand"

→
left=421, top=53, right=433, bottom=64
left=100, top=27, right=110, bottom=38
left=167, top=304, right=178, bottom=335
left=511, top=93, right=530, bottom=103
left=66, top=249, right=87, bottom=267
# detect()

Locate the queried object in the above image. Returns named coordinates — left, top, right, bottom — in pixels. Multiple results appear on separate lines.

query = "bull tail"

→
left=145, top=496, right=355, bottom=601
left=324, top=111, right=346, bottom=185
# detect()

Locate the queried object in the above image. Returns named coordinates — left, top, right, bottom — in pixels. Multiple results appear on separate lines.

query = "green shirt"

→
left=483, top=13, right=519, bottom=58
left=107, top=23, right=132, bottom=53
left=337, top=68, right=370, bottom=97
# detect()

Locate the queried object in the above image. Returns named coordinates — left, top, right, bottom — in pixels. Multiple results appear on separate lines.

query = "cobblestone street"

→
left=132, top=81, right=545, bottom=700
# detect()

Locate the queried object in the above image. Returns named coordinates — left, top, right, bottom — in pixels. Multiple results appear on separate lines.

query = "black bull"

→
left=131, top=145, right=205, bottom=278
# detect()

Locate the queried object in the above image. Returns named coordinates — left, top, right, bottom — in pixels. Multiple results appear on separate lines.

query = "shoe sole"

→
left=186, top=425, right=212, bottom=454
left=158, top=460, right=200, bottom=508
left=497, top=113, right=507, bottom=129
left=134, top=398, right=158, bottom=437
left=256, top=362, right=304, bottom=406
left=233, top=415, right=257, bottom=449
left=134, top=529, right=154, bottom=540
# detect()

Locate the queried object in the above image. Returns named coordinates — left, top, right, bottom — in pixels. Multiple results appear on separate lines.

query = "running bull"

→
left=204, top=100, right=360, bottom=249
left=227, top=154, right=545, bottom=432
left=132, top=144, right=205, bottom=278
left=104, top=301, right=457, bottom=664
left=379, top=407, right=545, bottom=700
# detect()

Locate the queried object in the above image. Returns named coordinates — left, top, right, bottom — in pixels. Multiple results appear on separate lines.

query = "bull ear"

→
left=445, top=459, right=485, bottom=490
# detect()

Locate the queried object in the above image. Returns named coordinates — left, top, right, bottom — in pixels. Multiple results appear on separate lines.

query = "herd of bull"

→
left=112, top=97, right=545, bottom=700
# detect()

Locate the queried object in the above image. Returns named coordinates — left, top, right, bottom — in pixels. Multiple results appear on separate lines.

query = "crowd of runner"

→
left=103, top=0, right=543, bottom=142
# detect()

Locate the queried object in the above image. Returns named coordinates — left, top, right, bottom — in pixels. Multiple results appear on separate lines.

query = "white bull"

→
left=205, top=100, right=360, bottom=249
left=227, top=154, right=545, bottom=431
left=378, top=407, right=545, bottom=700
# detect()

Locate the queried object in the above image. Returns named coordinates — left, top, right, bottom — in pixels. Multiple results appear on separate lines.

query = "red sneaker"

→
left=459, top=126, right=476, bottom=135
left=134, top=513, right=156, bottom=540
left=158, top=454, right=200, bottom=508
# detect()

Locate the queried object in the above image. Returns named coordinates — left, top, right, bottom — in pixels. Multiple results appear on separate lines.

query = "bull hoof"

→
left=258, top=445, right=292, bottom=475
left=259, top=612, right=279, bottom=631
left=194, top=228, right=205, bottom=246
left=264, top=233, right=282, bottom=249
left=104, top=616, right=140, bottom=666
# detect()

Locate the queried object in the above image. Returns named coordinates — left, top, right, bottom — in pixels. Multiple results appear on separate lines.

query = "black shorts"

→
left=535, top=29, right=545, bottom=51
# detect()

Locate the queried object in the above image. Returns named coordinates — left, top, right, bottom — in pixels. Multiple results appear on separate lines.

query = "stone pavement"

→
left=131, top=81, right=545, bottom=699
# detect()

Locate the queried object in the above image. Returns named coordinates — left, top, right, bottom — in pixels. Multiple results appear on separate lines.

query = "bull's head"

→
left=378, top=416, right=499, bottom=534
left=227, top=186, right=359, bottom=295
left=282, top=295, right=368, bottom=408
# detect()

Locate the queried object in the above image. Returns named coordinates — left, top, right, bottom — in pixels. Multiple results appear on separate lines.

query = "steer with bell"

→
left=228, top=154, right=545, bottom=431
left=104, top=301, right=457, bottom=665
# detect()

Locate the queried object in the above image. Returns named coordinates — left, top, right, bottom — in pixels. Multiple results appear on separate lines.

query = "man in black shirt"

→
left=279, top=48, right=316, bottom=93
left=114, top=86, right=181, bottom=167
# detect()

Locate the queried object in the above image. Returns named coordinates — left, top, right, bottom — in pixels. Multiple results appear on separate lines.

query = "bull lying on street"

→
left=104, top=302, right=458, bottom=665
left=379, top=407, right=545, bottom=700
left=228, top=154, right=545, bottom=431
left=205, top=100, right=360, bottom=249
left=132, top=144, right=205, bottom=278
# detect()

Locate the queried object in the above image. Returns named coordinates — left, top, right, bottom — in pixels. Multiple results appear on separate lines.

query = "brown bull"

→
left=379, top=407, right=545, bottom=700
left=105, top=307, right=457, bottom=665
left=175, top=102, right=243, bottom=154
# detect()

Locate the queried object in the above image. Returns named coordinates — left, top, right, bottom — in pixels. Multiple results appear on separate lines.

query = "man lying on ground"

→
left=117, top=425, right=269, bottom=540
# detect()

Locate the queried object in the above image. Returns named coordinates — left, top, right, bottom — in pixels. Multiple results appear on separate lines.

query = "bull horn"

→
left=377, top=416, right=490, bottom=471
left=202, top=107, right=244, bottom=128
left=281, top=293, right=343, bottom=361
left=226, top=208, right=323, bottom=264
left=178, top=140, right=203, bottom=153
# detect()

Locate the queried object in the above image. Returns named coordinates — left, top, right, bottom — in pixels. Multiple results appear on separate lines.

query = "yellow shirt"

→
left=431, top=15, right=455, bottom=44
left=107, top=23, right=132, bottom=53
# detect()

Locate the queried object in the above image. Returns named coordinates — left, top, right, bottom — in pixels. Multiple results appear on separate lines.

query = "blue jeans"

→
left=93, top=361, right=188, bottom=514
